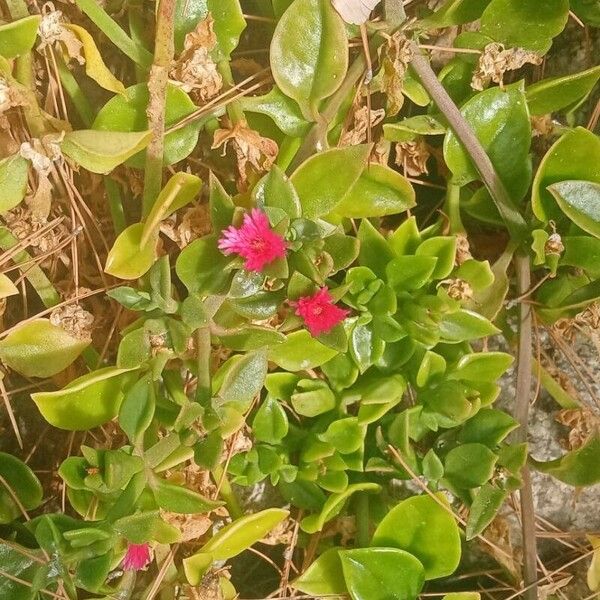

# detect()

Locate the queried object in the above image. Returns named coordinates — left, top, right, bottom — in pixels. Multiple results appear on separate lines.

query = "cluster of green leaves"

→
left=0, top=0, right=599, bottom=598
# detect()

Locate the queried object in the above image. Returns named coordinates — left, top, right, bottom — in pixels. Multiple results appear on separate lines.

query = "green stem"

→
left=104, top=177, right=127, bottom=235
left=212, top=464, right=243, bottom=519
left=445, top=182, right=465, bottom=234
left=56, top=56, right=94, bottom=127
left=142, top=0, right=177, bottom=217
left=195, top=326, right=212, bottom=404
left=218, top=60, right=245, bottom=124
left=355, top=493, right=370, bottom=548
left=275, top=137, right=302, bottom=171
left=74, top=0, right=153, bottom=68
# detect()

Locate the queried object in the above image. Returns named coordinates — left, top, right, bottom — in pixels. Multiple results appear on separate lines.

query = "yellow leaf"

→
left=588, top=535, right=600, bottom=591
left=65, top=24, right=126, bottom=96
left=0, top=274, right=18, bottom=299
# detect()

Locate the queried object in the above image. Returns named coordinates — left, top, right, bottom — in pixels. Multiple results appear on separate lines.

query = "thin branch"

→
left=514, top=252, right=539, bottom=600
left=409, top=44, right=528, bottom=243
left=142, top=0, right=177, bottom=217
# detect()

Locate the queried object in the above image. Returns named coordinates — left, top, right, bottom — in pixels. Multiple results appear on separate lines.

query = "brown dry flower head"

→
left=37, top=7, right=83, bottom=64
left=455, top=233, right=473, bottom=264
left=471, top=43, right=542, bottom=91
left=212, top=119, right=278, bottom=189
left=544, top=232, right=564, bottom=256
left=441, top=278, right=473, bottom=302
left=339, top=104, right=386, bottom=147
left=555, top=408, right=600, bottom=451
left=394, top=137, right=430, bottom=177
left=170, top=15, right=223, bottom=101
left=377, top=31, right=413, bottom=116
left=50, top=302, right=94, bottom=340
left=531, top=114, right=555, bottom=138
left=160, top=203, right=212, bottom=249
left=0, top=77, right=28, bottom=115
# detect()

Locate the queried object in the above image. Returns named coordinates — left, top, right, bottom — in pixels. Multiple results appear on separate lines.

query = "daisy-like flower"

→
left=293, top=287, right=350, bottom=337
left=122, top=543, right=151, bottom=571
left=218, top=208, right=287, bottom=272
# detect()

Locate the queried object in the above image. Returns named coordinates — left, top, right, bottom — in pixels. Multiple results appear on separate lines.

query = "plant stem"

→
left=212, top=464, right=243, bottom=519
left=218, top=60, right=246, bottom=124
left=409, top=45, right=529, bottom=244
left=195, top=326, right=212, bottom=404
left=56, top=55, right=94, bottom=127
left=104, top=177, right=127, bottom=235
left=74, top=0, right=153, bottom=68
left=514, top=252, right=539, bottom=600
left=355, top=492, right=370, bottom=548
left=142, top=0, right=176, bottom=217
left=445, top=182, right=465, bottom=234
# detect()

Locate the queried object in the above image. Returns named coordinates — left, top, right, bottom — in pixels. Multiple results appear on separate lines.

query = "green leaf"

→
left=416, top=236, right=457, bottom=279
left=419, top=0, right=491, bottom=26
left=459, top=409, right=519, bottom=447
left=176, top=234, right=232, bottom=294
left=0, top=541, right=48, bottom=600
left=319, top=417, right=364, bottom=454
left=451, top=352, right=514, bottom=382
left=292, top=548, right=347, bottom=596
left=526, top=65, right=600, bottom=115
left=531, top=435, right=600, bottom=486
left=339, top=547, right=425, bottom=600
left=241, top=86, right=311, bottom=137
left=571, top=0, right=600, bottom=26
left=209, top=173, right=235, bottom=231
left=372, top=494, right=461, bottom=580
left=253, top=397, right=289, bottom=443
left=105, top=223, right=157, bottom=280
left=480, top=0, right=569, bottom=53
left=333, top=164, right=415, bottom=218
left=466, top=484, right=507, bottom=540
left=0, top=15, right=40, bottom=58
left=271, top=0, right=348, bottom=119
left=65, top=24, right=126, bottom=95
left=358, top=219, right=395, bottom=279
left=152, top=478, right=222, bottom=513
left=216, top=351, right=268, bottom=406
left=0, top=453, right=43, bottom=523
left=291, top=145, right=370, bottom=218
left=184, top=508, right=289, bottom=585
left=444, top=443, right=498, bottom=489
left=269, top=330, right=338, bottom=371
left=549, top=180, right=600, bottom=239
left=93, top=83, right=199, bottom=168
left=118, top=374, right=155, bottom=444
left=444, top=83, right=532, bottom=203
left=562, top=236, right=600, bottom=277
left=253, top=165, right=302, bottom=218
left=291, top=380, right=336, bottom=416
left=383, top=115, right=446, bottom=142
left=114, top=510, right=181, bottom=544
left=142, top=172, right=202, bottom=244
left=439, top=310, right=500, bottom=343
left=0, top=319, right=89, bottom=378
left=31, top=367, right=137, bottom=430
left=301, top=482, right=380, bottom=533
left=0, top=154, right=29, bottom=214
left=61, top=130, right=151, bottom=174
left=218, top=326, right=286, bottom=351
left=532, top=128, right=600, bottom=223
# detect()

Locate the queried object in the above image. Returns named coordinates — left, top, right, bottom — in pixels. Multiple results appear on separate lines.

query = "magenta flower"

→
left=122, top=543, right=151, bottom=571
left=218, top=208, right=287, bottom=272
left=293, top=287, right=350, bottom=337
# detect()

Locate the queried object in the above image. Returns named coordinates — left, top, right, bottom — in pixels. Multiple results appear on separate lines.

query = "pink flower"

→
left=293, top=287, right=350, bottom=337
left=122, top=543, right=151, bottom=571
left=218, top=208, right=287, bottom=272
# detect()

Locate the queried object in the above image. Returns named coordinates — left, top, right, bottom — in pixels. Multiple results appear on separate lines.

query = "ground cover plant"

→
left=0, top=0, right=599, bottom=598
